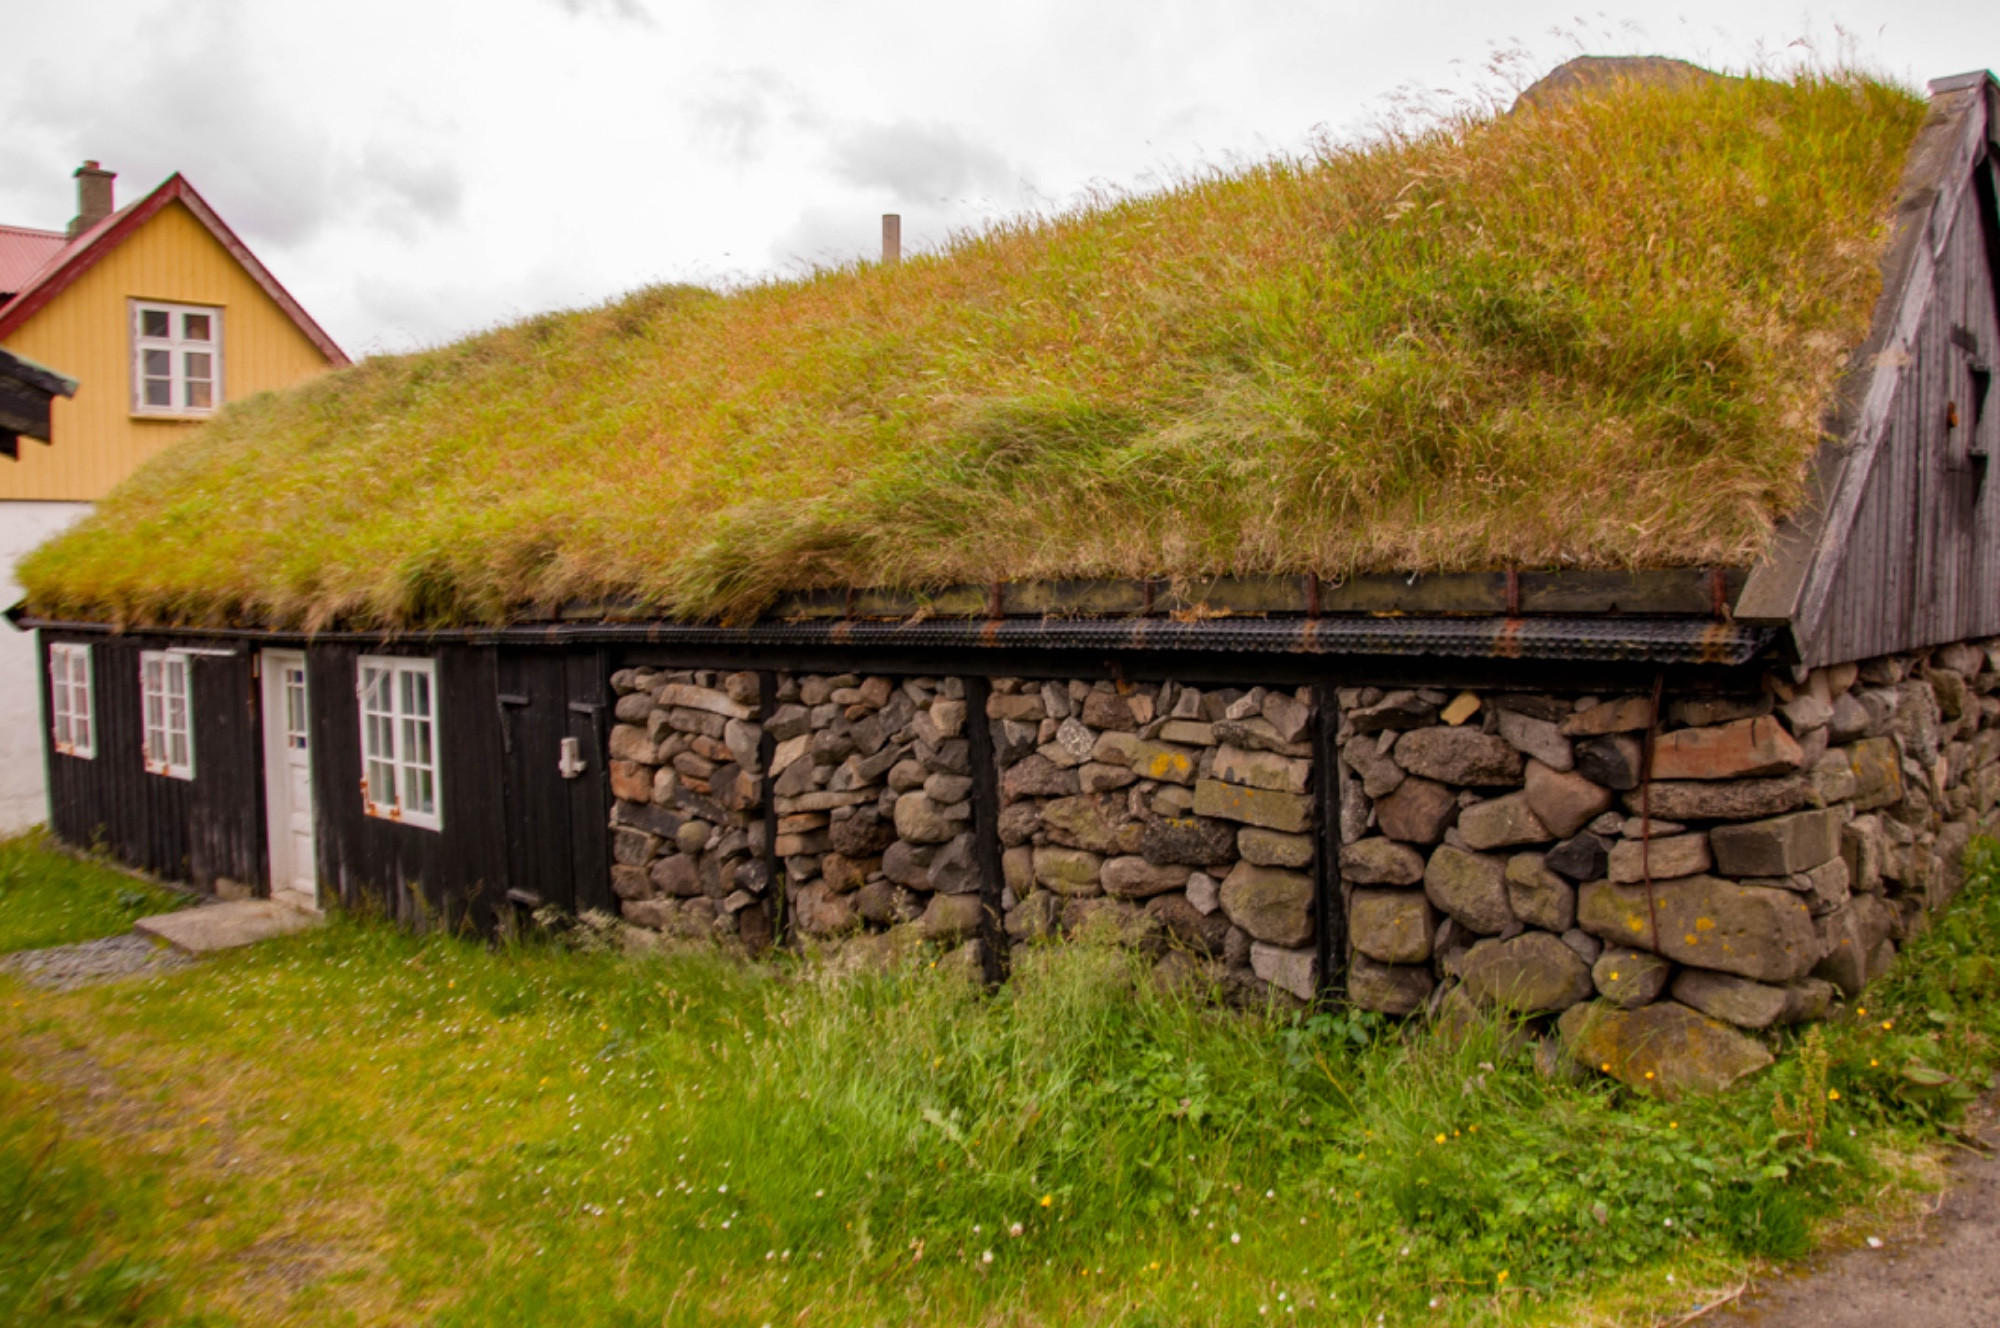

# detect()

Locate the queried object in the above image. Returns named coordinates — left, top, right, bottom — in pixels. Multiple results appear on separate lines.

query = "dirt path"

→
left=1707, top=1108, right=2000, bottom=1327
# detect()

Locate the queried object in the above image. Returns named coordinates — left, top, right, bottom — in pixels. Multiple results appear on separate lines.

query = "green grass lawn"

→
left=0, top=831, right=187, bottom=953
left=1, top=833, right=1996, bottom=1325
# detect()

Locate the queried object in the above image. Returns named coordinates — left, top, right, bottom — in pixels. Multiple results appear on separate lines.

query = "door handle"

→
left=558, top=736, right=587, bottom=780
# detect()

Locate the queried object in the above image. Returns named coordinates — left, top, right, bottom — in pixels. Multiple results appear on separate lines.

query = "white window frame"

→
left=130, top=298, right=224, bottom=419
left=140, top=649, right=195, bottom=780
left=357, top=655, right=442, bottom=831
left=48, top=642, right=96, bottom=759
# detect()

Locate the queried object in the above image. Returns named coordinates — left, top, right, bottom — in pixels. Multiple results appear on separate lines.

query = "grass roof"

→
left=21, top=69, right=1926, bottom=630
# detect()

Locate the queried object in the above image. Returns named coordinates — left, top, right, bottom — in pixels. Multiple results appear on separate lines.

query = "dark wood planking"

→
left=498, top=650, right=575, bottom=914
left=309, top=643, right=509, bottom=932
left=186, top=650, right=265, bottom=892
left=42, top=634, right=265, bottom=890
left=562, top=647, right=613, bottom=917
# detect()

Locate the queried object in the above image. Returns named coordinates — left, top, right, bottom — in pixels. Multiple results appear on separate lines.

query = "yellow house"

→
left=0, top=162, right=347, bottom=832
left=0, top=162, right=348, bottom=500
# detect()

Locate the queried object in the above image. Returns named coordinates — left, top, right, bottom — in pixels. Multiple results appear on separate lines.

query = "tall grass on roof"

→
left=22, top=70, right=1925, bottom=629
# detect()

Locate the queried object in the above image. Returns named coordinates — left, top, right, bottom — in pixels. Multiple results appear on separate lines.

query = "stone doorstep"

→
left=134, top=898, right=323, bottom=955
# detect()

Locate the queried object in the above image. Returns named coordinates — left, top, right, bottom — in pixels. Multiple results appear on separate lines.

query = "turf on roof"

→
left=21, top=71, right=1925, bottom=630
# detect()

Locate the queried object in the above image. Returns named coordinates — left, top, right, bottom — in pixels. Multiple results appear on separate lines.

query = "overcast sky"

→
left=4, top=0, right=1997, bottom=358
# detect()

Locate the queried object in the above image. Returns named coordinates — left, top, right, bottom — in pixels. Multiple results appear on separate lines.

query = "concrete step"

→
left=134, top=899, right=322, bottom=954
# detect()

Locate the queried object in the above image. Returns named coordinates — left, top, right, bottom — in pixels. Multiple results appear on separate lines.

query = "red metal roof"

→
left=0, top=176, right=348, bottom=366
left=0, top=223, right=67, bottom=296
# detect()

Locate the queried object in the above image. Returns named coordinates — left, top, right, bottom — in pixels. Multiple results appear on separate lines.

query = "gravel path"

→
left=1, top=933, right=197, bottom=990
left=1706, top=1104, right=2000, bottom=1327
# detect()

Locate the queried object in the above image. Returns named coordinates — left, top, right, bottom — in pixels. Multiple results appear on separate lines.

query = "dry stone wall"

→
left=606, top=667, right=773, bottom=948
left=990, top=678, right=1321, bottom=1003
left=1335, top=642, right=2000, bottom=1094
left=602, top=641, right=2000, bottom=1091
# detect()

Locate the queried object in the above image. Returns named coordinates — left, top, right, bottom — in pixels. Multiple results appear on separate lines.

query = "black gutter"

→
left=11, top=611, right=1773, bottom=667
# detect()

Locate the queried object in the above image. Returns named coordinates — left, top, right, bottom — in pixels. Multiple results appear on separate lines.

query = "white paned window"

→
left=131, top=300, right=223, bottom=417
left=357, top=656, right=441, bottom=830
left=140, top=650, right=195, bottom=779
left=48, top=642, right=95, bottom=759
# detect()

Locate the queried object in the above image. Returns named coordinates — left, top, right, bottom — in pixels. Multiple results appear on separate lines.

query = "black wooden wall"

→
left=306, top=643, right=510, bottom=932
left=495, top=647, right=613, bottom=919
left=43, top=633, right=262, bottom=891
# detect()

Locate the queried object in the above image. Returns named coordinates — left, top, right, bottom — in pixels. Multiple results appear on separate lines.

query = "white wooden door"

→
left=261, top=650, right=318, bottom=910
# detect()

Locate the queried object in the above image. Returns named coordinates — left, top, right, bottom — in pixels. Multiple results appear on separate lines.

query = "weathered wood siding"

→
left=1803, top=154, right=2000, bottom=666
left=43, top=633, right=262, bottom=889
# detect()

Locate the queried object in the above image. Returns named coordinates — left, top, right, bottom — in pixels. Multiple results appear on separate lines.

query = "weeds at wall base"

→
left=0, top=832, right=1996, bottom=1324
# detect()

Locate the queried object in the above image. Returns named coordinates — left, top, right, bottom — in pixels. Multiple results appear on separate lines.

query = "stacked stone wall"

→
left=990, top=678, right=1321, bottom=1003
left=606, top=668, right=773, bottom=948
left=601, top=642, right=2000, bottom=1085
left=1335, top=642, right=2000, bottom=1090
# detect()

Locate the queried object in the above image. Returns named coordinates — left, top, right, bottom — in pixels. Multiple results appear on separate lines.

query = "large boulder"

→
left=1146, top=892, right=1233, bottom=956
left=1251, top=944, right=1319, bottom=1002
left=1504, top=853, right=1577, bottom=931
left=1559, top=1000, right=1774, bottom=1098
left=1239, top=827, right=1314, bottom=869
left=1576, top=876, right=1818, bottom=982
left=918, top=892, right=987, bottom=944
left=1102, top=855, right=1191, bottom=899
left=893, top=791, right=958, bottom=844
left=1042, top=794, right=1139, bottom=855
left=1523, top=761, right=1614, bottom=838
left=1347, top=953, right=1435, bottom=1015
left=1457, top=793, right=1553, bottom=850
left=793, top=882, right=861, bottom=937
left=1422, top=845, right=1515, bottom=935
left=1394, top=728, right=1524, bottom=786
left=1340, top=837, right=1426, bottom=886
left=1606, top=832, right=1712, bottom=883
left=1349, top=888, right=1435, bottom=964
left=1709, top=808, right=1843, bottom=877
left=1375, top=777, right=1458, bottom=844
left=1847, top=737, right=1904, bottom=811
left=1624, top=776, right=1813, bottom=822
left=1139, top=816, right=1238, bottom=866
left=1591, top=947, right=1671, bottom=1009
left=1192, top=780, right=1311, bottom=833
left=1669, top=968, right=1790, bottom=1030
left=1649, top=716, right=1804, bottom=781
left=1218, top=862, right=1314, bottom=946
left=1457, top=932, right=1594, bottom=1014
left=1031, top=846, right=1104, bottom=895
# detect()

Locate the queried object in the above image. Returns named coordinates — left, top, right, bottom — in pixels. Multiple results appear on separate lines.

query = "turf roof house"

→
left=16, top=63, right=2000, bottom=1089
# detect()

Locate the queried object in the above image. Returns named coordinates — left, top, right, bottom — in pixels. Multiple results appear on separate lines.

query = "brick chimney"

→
left=67, top=161, right=116, bottom=239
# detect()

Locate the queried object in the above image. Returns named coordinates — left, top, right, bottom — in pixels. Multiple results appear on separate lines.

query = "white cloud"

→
left=0, top=0, right=1993, bottom=358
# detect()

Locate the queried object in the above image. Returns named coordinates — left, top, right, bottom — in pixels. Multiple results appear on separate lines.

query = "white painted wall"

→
left=0, top=501, right=92, bottom=835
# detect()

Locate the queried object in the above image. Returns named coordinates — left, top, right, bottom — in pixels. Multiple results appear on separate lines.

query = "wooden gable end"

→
left=1739, top=73, right=2000, bottom=667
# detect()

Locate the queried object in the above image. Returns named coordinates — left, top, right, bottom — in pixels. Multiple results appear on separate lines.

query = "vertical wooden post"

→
left=1311, top=682, right=1346, bottom=1004
left=881, top=214, right=901, bottom=266
left=963, top=674, right=1008, bottom=985
left=757, top=669, right=786, bottom=950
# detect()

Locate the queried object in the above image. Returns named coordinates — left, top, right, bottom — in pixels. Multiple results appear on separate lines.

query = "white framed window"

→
left=49, top=642, right=95, bottom=759
left=357, top=656, right=441, bottom=830
left=130, top=299, right=223, bottom=417
left=140, top=650, right=195, bottom=780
